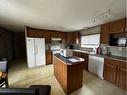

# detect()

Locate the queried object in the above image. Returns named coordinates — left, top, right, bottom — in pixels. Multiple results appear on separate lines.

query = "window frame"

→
left=81, top=33, right=100, bottom=48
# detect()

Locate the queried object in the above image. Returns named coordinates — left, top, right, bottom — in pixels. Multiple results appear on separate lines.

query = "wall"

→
left=13, top=32, right=26, bottom=58
left=0, top=27, right=26, bottom=61
left=0, top=28, right=14, bottom=61
left=0, top=29, right=7, bottom=57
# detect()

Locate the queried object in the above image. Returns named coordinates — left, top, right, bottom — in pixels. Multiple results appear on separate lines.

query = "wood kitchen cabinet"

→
left=59, top=32, right=66, bottom=43
left=100, top=23, right=110, bottom=44
left=80, top=53, right=89, bottom=71
left=73, top=51, right=81, bottom=57
left=66, top=32, right=73, bottom=44
left=50, top=31, right=61, bottom=38
left=104, top=58, right=126, bottom=90
left=26, top=28, right=51, bottom=43
left=116, top=63, right=127, bottom=90
left=72, top=32, right=80, bottom=44
left=65, top=32, right=80, bottom=44
left=104, top=59, right=117, bottom=84
left=110, top=18, right=126, bottom=34
left=46, top=50, right=52, bottom=65
left=73, top=51, right=88, bottom=70
left=53, top=55, right=83, bottom=95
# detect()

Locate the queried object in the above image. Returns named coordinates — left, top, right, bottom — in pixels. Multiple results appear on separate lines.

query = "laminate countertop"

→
left=54, top=54, right=84, bottom=65
left=73, top=49, right=126, bottom=62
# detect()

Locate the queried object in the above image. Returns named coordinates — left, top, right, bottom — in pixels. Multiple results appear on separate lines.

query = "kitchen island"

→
left=53, top=54, right=84, bottom=95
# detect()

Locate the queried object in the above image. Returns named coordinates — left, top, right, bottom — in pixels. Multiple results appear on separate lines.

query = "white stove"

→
left=50, top=45, right=61, bottom=54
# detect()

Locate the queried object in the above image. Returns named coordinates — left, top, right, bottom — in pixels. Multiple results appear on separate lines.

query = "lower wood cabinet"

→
left=46, top=51, right=52, bottom=65
left=73, top=51, right=81, bottom=57
left=53, top=55, right=83, bottom=94
left=73, top=51, right=88, bottom=71
left=116, top=65, right=126, bottom=90
left=81, top=53, right=88, bottom=71
left=104, top=58, right=126, bottom=90
left=104, top=60, right=117, bottom=84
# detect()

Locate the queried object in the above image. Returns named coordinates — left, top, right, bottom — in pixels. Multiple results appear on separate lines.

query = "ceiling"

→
left=0, top=0, right=126, bottom=32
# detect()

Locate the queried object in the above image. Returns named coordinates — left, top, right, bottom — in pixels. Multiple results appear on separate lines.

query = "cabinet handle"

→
left=34, top=46, right=38, bottom=55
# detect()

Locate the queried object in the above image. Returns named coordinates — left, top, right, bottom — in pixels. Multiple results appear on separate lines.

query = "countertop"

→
left=73, top=49, right=126, bottom=62
left=54, top=54, right=84, bottom=65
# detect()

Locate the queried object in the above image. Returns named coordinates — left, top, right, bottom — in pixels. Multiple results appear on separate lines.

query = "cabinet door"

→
left=100, top=23, right=110, bottom=44
left=66, top=32, right=73, bottom=44
left=72, top=32, right=80, bottom=44
left=46, top=51, right=52, bottom=65
left=110, top=19, right=126, bottom=33
left=35, top=38, right=46, bottom=66
left=73, top=51, right=81, bottom=57
left=81, top=53, right=88, bottom=71
left=104, top=58, right=117, bottom=84
left=117, top=65, right=127, bottom=90
left=26, top=38, right=35, bottom=68
left=60, top=32, right=66, bottom=43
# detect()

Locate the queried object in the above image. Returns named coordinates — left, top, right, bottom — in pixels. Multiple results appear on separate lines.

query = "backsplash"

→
left=45, top=43, right=66, bottom=50
left=108, top=46, right=127, bottom=58
left=100, top=44, right=126, bottom=58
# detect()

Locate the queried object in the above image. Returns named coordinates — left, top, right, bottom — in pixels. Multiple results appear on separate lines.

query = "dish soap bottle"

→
left=96, top=47, right=101, bottom=54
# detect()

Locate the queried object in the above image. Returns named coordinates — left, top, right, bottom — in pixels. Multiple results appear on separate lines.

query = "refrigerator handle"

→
left=35, top=45, right=38, bottom=55
left=36, top=46, right=38, bottom=54
left=34, top=45, right=37, bottom=55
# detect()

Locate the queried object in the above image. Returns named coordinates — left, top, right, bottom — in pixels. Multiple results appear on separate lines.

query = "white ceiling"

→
left=0, top=0, right=126, bottom=32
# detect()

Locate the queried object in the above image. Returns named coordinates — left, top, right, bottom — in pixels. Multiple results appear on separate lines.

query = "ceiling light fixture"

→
left=93, top=10, right=111, bottom=22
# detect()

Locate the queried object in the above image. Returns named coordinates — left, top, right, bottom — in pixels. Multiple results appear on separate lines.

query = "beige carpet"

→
left=8, top=59, right=126, bottom=95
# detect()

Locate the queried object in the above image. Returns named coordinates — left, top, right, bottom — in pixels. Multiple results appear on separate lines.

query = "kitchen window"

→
left=81, top=34, right=100, bottom=48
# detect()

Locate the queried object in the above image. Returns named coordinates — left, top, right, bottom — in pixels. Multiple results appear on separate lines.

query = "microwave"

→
left=118, top=37, right=127, bottom=47
left=109, top=33, right=127, bottom=47
left=60, top=49, right=73, bottom=57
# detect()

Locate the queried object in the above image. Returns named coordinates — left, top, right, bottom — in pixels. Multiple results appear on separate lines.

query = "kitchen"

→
left=0, top=0, right=126, bottom=95
left=24, top=18, right=126, bottom=94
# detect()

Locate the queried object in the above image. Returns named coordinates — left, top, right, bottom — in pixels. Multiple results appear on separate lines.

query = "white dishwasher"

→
left=88, top=55, right=104, bottom=79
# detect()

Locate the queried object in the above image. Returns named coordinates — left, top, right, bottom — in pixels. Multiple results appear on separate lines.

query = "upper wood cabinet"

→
left=26, top=28, right=51, bottom=43
left=100, top=23, right=110, bottom=44
left=59, top=32, right=66, bottom=43
left=66, top=32, right=80, bottom=44
left=65, top=32, right=73, bottom=44
left=104, top=58, right=126, bottom=90
left=72, top=32, right=80, bottom=44
left=50, top=31, right=60, bottom=38
left=110, top=18, right=126, bottom=34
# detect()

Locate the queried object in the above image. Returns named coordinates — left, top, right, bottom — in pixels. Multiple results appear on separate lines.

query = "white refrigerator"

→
left=26, top=37, right=46, bottom=68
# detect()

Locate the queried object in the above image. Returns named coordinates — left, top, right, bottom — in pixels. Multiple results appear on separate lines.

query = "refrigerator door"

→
left=26, top=38, right=36, bottom=68
left=35, top=38, right=46, bottom=66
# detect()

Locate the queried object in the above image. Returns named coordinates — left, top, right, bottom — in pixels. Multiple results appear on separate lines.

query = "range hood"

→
left=51, top=37, right=62, bottom=43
